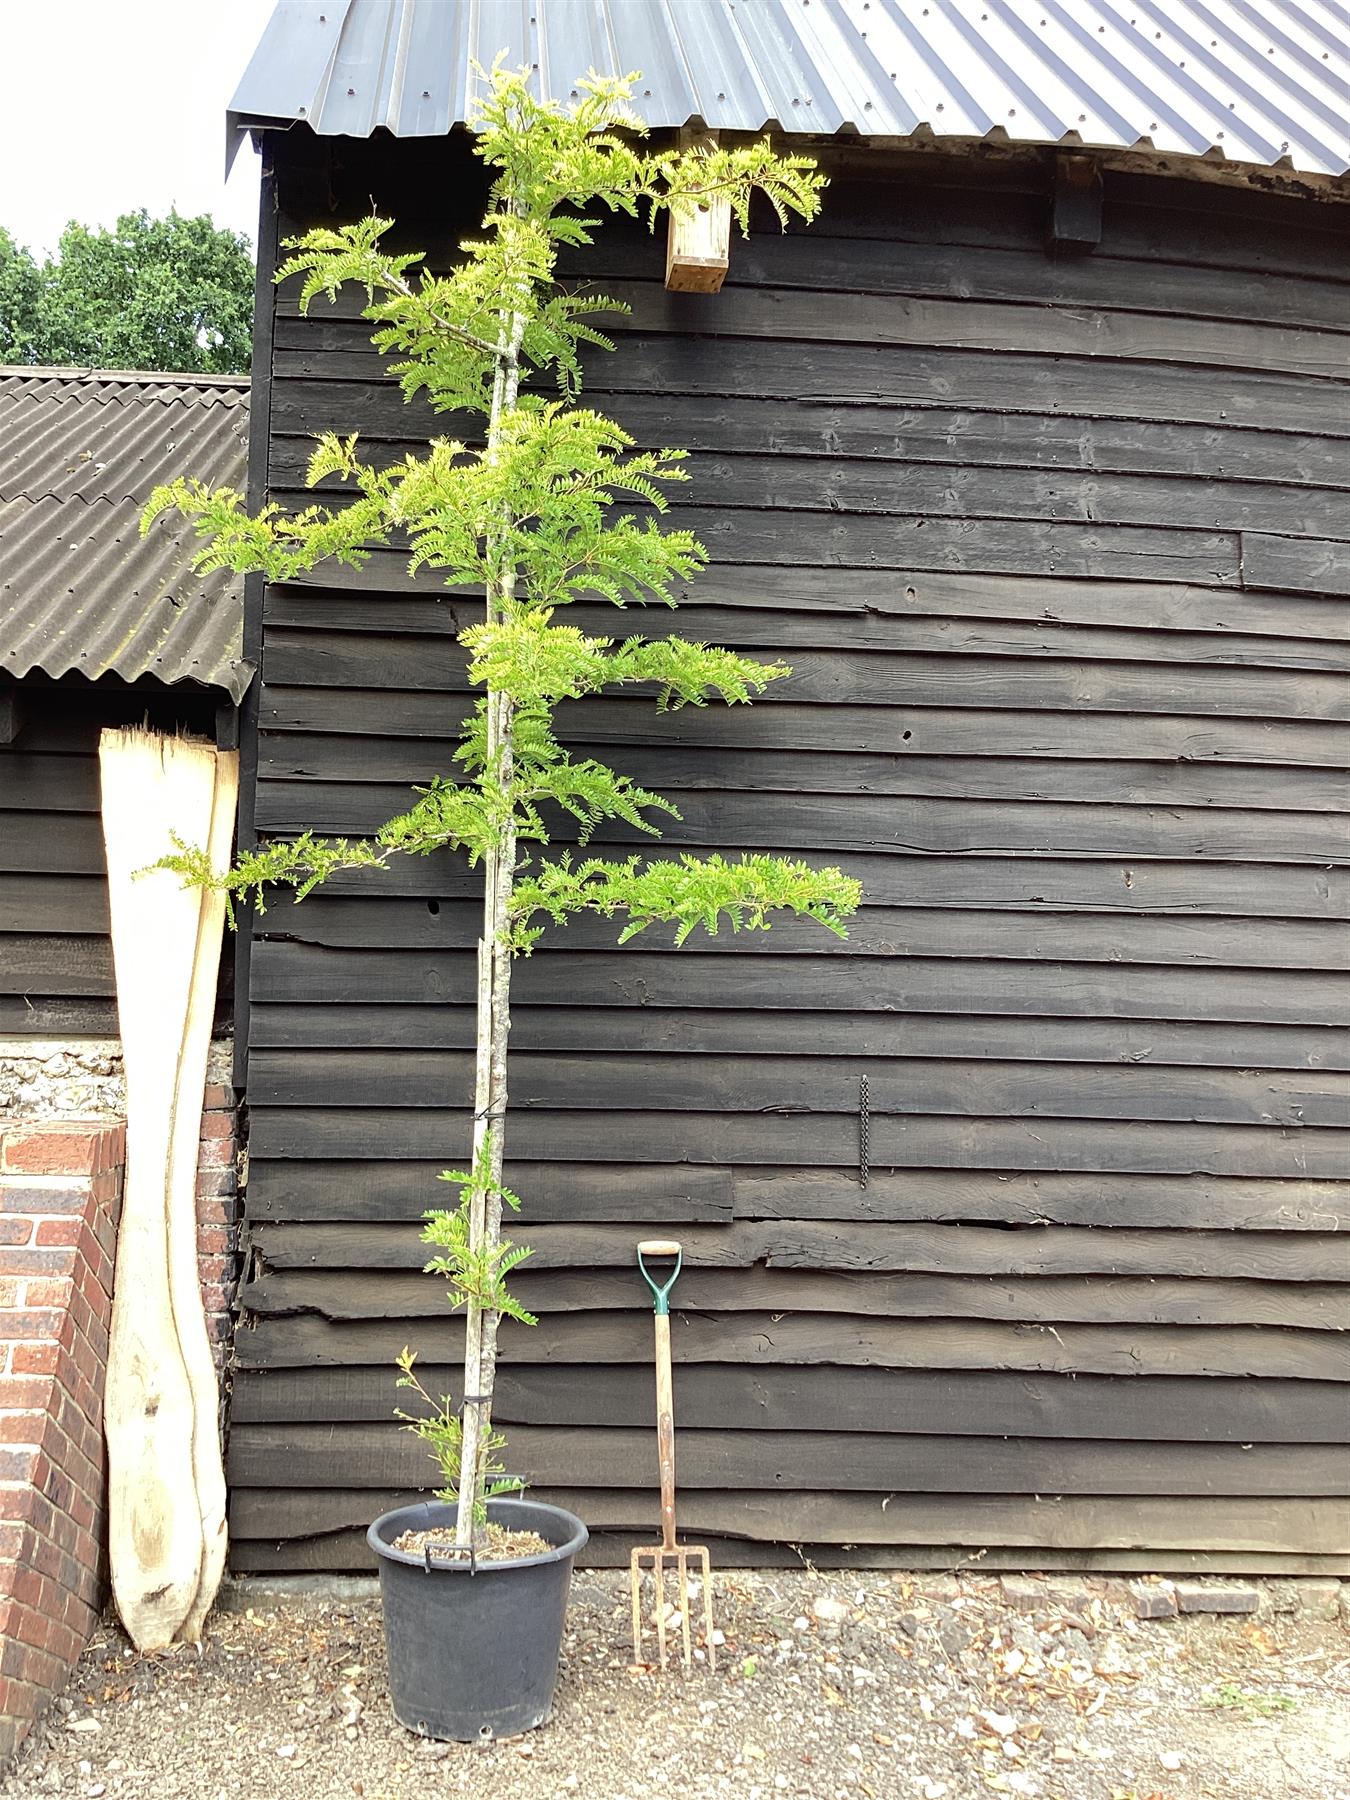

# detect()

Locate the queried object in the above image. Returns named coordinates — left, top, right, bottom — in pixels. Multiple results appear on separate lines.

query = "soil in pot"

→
left=392, top=1521, right=551, bottom=1561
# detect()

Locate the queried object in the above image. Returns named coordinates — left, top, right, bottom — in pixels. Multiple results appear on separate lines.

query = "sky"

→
left=2, top=0, right=279, bottom=257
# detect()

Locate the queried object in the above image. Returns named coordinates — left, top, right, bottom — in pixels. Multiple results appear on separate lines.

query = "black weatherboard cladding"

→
left=231, top=129, right=1350, bottom=1572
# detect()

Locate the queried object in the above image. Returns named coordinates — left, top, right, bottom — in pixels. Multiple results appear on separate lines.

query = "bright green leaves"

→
left=463, top=612, right=788, bottom=709
left=395, top=1351, right=523, bottom=1518
left=510, top=853, right=863, bottom=950
left=427, top=1146, right=536, bottom=1327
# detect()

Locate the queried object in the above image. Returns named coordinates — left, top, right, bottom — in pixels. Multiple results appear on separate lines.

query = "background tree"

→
left=0, top=229, right=42, bottom=362
left=147, top=69, right=861, bottom=1552
left=0, top=209, right=254, bottom=373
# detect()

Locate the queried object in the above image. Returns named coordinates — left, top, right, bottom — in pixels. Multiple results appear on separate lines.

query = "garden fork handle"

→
left=638, top=1241, right=682, bottom=1554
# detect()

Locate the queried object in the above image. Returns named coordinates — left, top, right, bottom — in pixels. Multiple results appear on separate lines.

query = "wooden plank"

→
left=260, top=686, right=1350, bottom=768
left=246, top=1160, right=734, bottom=1224
left=1243, top=532, right=1350, bottom=597
left=236, top=1311, right=1349, bottom=1381
left=0, top=935, right=113, bottom=995
left=226, top=1422, right=1349, bottom=1497
left=273, top=283, right=1350, bottom=383
left=256, top=738, right=1350, bottom=813
left=264, top=569, right=1350, bottom=652
left=254, top=784, right=1350, bottom=863
left=228, top=1364, right=1349, bottom=1442
left=0, top=754, right=100, bottom=812
left=245, top=1161, right=1350, bottom=1232
left=271, top=437, right=1350, bottom=544
left=0, top=995, right=120, bottom=1035
left=253, top=900, right=1350, bottom=972
left=227, top=1524, right=1350, bottom=1576
left=0, top=875, right=109, bottom=935
left=260, top=632, right=1350, bottom=722
left=247, top=1002, right=1350, bottom=1073
left=250, top=945, right=1350, bottom=1027
left=291, top=849, right=1350, bottom=924
left=244, top=1106, right=1347, bottom=1179
left=240, top=1265, right=1345, bottom=1331
left=227, top=1482, right=1350, bottom=1553
left=272, top=333, right=1350, bottom=437
left=243, top=1221, right=1350, bottom=1283
left=0, top=811, right=103, bottom=874
left=247, top=1048, right=1350, bottom=1128
left=273, top=390, right=1350, bottom=493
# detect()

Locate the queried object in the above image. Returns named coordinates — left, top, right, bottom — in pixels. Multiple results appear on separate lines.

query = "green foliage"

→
left=395, top=1349, right=523, bottom=1518
left=510, top=853, right=861, bottom=951
left=0, top=210, right=254, bottom=373
left=143, top=65, right=853, bottom=1539
left=1202, top=1683, right=1298, bottom=1719
left=0, top=230, right=42, bottom=362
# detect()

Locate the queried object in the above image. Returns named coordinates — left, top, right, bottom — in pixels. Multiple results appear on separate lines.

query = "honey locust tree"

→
left=146, top=68, right=861, bottom=1551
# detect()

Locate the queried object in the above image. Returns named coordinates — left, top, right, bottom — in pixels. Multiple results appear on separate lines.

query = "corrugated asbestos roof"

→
left=228, top=0, right=1350, bottom=179
left=0, top=369, right=252, bottom=703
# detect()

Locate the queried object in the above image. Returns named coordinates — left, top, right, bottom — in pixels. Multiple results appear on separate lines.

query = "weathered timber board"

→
left=1243, top=532, right=1350, bottom=597
left=228, top=1484, right=1350, bottom=1553
left=253, top=784, right=1350, bottom=862
left=270, top=391, right=1350, bottom=491
left=226, top=1423, right=1348, bottom=1498
left=0, top=935, right=112, bottom=995
left=249, top=946, right=1350, bottom=1027
left=228, top=1365, right=1348, bottom=1442
left=243, top=1106, right=1348, bottom=1179
left=260, top=687, right=1350, bottom=767
left=256, top=740, right=1350, bottom=812
left=245, top=1219, right=1350, bottom=1281
left=271, top=335, right=1350, bottom=436
left=244, top=842, right=1350, bottom=917
left=236, top=1312, right=1350, bottom=1381
left=276, top=276, right=1350, bottom=377
left=0, top=876, right=108, bottom=936
left=259, top=633, right=1350, bottom=720
left=252, top=901, right=1350, bottom=972
left=246, top=1004, right=1350, bottom=1073
left=242, top=1161, right=1350, bottom=1231
left=226, top=1526, right=1350, bottom=1577
left=268, top=439, right=1350, bottom=542
left=240, top=1266, right=1345, bottom=1332
left=246, top=1048, right=1350, bottom=1128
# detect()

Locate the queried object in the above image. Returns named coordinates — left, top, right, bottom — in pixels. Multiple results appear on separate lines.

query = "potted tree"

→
left=147, top=68, right=860, bottom=1739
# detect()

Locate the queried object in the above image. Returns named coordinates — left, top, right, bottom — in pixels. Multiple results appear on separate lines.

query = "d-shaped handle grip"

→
left=637, top=1239, right=683, bottom=1314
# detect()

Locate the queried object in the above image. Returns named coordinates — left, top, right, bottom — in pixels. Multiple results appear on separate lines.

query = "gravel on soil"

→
left=3, top=1569, right=1347, bottom=1800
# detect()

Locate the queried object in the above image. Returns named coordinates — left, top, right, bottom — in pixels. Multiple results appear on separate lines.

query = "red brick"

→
left=0, top=1412, right=45, bottom=1447
left=10, top=1343, right=60, bottom=1377
left=0, top=1218, right=33, bottom=1247
left=196, top=1138, right=236, bottom=1171
left=198, top=1110, right=235, bottom=1141
left=195, top=1168, right=237, bottom=1199
left=20, top=1276, right=73, bottom=1310
left=0, top=1124, right=110, bottom=1177
left=31, top=1217, right=85, bottom=1250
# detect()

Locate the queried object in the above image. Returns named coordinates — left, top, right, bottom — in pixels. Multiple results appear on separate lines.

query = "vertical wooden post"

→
left=666, top=128, right=731, bottom=293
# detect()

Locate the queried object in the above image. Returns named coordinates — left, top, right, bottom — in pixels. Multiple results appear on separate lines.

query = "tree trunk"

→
left=454, top=296, right=527, bottom=1550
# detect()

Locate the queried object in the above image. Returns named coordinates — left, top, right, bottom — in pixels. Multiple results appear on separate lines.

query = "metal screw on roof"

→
left=422, top=89, right=430, bottom=99
left=347, top=87, right=355, bottom=96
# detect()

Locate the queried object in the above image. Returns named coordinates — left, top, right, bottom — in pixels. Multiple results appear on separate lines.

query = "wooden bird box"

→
left=665, top=130, right=731, bottom=293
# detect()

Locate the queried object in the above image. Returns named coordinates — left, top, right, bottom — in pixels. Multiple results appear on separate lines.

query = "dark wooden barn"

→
left=224, top=1, right=1349, bottom=1575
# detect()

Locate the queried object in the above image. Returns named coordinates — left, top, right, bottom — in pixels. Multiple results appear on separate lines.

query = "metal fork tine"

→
left=679, top=1551, right=693, bottom=1669
left=653, top=1555, right=668, bottom=1669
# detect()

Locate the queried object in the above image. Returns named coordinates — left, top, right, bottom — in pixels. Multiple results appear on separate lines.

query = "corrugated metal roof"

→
left=228, top=0, right=1350, bottom=179
left=0, top=369, right=252, bottom=703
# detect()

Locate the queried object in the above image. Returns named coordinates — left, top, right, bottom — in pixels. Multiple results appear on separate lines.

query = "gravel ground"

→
left=4, top=1570, right=1348, bottom=1800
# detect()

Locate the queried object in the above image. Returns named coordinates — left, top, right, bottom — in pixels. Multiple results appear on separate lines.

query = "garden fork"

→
left=629, top=1239, right=716, bottom=1672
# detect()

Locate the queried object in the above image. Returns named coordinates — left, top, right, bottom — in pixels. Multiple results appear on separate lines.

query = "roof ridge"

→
left=0, top=365, right=250, bottom=391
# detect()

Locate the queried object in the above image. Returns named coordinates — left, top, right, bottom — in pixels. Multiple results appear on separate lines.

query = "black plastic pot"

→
left=367, top=1497, right=588, bottom=1741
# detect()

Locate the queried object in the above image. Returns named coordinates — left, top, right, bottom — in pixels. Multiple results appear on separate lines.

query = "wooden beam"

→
left=1048, top=153, right=1104, bottom=255
left=666, top=129, right=731, bottom=293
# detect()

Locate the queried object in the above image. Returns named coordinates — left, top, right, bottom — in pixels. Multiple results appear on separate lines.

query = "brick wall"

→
left=0, top=1122, right=124, bottom=1766
left=0, top=1088, right=242, bottom=1763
